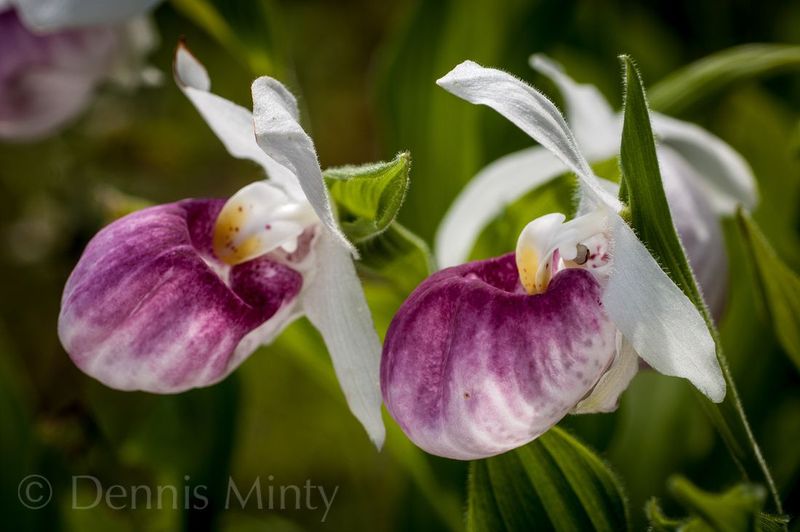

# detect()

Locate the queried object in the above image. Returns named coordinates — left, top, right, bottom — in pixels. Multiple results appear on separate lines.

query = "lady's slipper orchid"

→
left=0, top=0, right=160, bottom=141
left=381, top=60, right=726, bottom=460
left=434, top=55, right=758, bottom=316
left=58, top=45, right=385, bottom=447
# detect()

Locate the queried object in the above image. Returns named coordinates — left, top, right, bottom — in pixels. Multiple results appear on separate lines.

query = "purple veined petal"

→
left=381, top=253, right=617, bottom=460
left=0, top=8, right=120, bottom=141
left=58, top=199, right=304, bottom=393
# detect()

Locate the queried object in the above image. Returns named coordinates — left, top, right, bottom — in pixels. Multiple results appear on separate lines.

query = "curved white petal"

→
left=573, top=333, right=639, bottom=414
left=434, top=146, right=568, bottom=268
left=13, top=0, right=161, bottom=30
left=437, top=60, right=621, bottom=212
left=651, top=113, right=758, bottom=214
left=602, top=214, right=725, bottom=402
left=173, top=44, right=302, bottom=198
left=301, top=232, right=385, bottom=448
left=251, top=77, right=356, bottom=256
left=529, top=54, right=620, bottom=160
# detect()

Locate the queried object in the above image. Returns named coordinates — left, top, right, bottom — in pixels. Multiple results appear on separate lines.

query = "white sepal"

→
left=174, top=44, right=302, bottom=199
left=602, top=214, right=725, bottom=402
left=301, top=232, right=386, bottom=448
left=251, top=77, right=357, bottom=256
left=436, top=60, right=620, bottom=212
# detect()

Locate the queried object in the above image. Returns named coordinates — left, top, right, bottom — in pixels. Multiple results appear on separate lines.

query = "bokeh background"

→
left=1, top=0, right=799, bottom=530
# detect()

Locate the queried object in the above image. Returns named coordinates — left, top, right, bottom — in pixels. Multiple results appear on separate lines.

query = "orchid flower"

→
left=380, top=60, right=726, bottom=460
left=58, top=45, right=385, bottom=447
left=434, top=55, right=758, bottom=316
left=0, top=0, right=160, bottom=141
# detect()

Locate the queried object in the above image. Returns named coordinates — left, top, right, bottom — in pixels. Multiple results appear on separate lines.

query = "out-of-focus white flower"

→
left=0, top=0, right=161, bottom=141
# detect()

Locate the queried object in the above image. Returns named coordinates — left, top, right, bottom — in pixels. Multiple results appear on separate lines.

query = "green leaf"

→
left=0, top=329, right=49, bottom=531
left=323, top=153, right=432, bottom=293
left=736, top=209, right=800, bottom=370
left=645, top=477, right=789, bottom=532
left=670, top=477, right=766, bottom=531
left=645, top=498, right=686, bottom=532
left=467, top=427, right=630, bottom=532
left=171, top=0, right=284, bottom=76
left=618, top=55, right=783, bottom=516
left=355, top=223, right=434, bottom=294
left=324, top=152, right=411, bottom=243
left=619, top=56, right=704, bottom=307
left=648, top=44, right=800, bottom=115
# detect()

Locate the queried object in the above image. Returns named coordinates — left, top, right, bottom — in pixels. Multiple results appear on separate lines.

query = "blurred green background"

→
left=1, top=0, right=799, bottom=530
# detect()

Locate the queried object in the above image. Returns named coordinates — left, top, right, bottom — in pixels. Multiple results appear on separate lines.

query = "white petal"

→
left=13, top=0, right=161, bottom=30
left=651, top=113, right=758, bottom=214
left=573, top=333, right=639, bottom=414
left=437, top=60, right=621, bottom=212
left=251, top=77, right=356, bottom=256
left=529, top=54, right=620, bottom=160
left=301, top=232, right=385, bottom=447
left=602, top=214, right=725, bottom=402
left=434, top=147, right=568, bottom=268
left=173, top=44, right=302, bottom=198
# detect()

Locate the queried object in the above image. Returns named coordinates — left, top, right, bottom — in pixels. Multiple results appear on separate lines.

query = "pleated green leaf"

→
left=648, top=44, right=800, bottom=115
left=736, top=209, right=800, bottom=371
left=467, top=427, right=629, bottom=532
